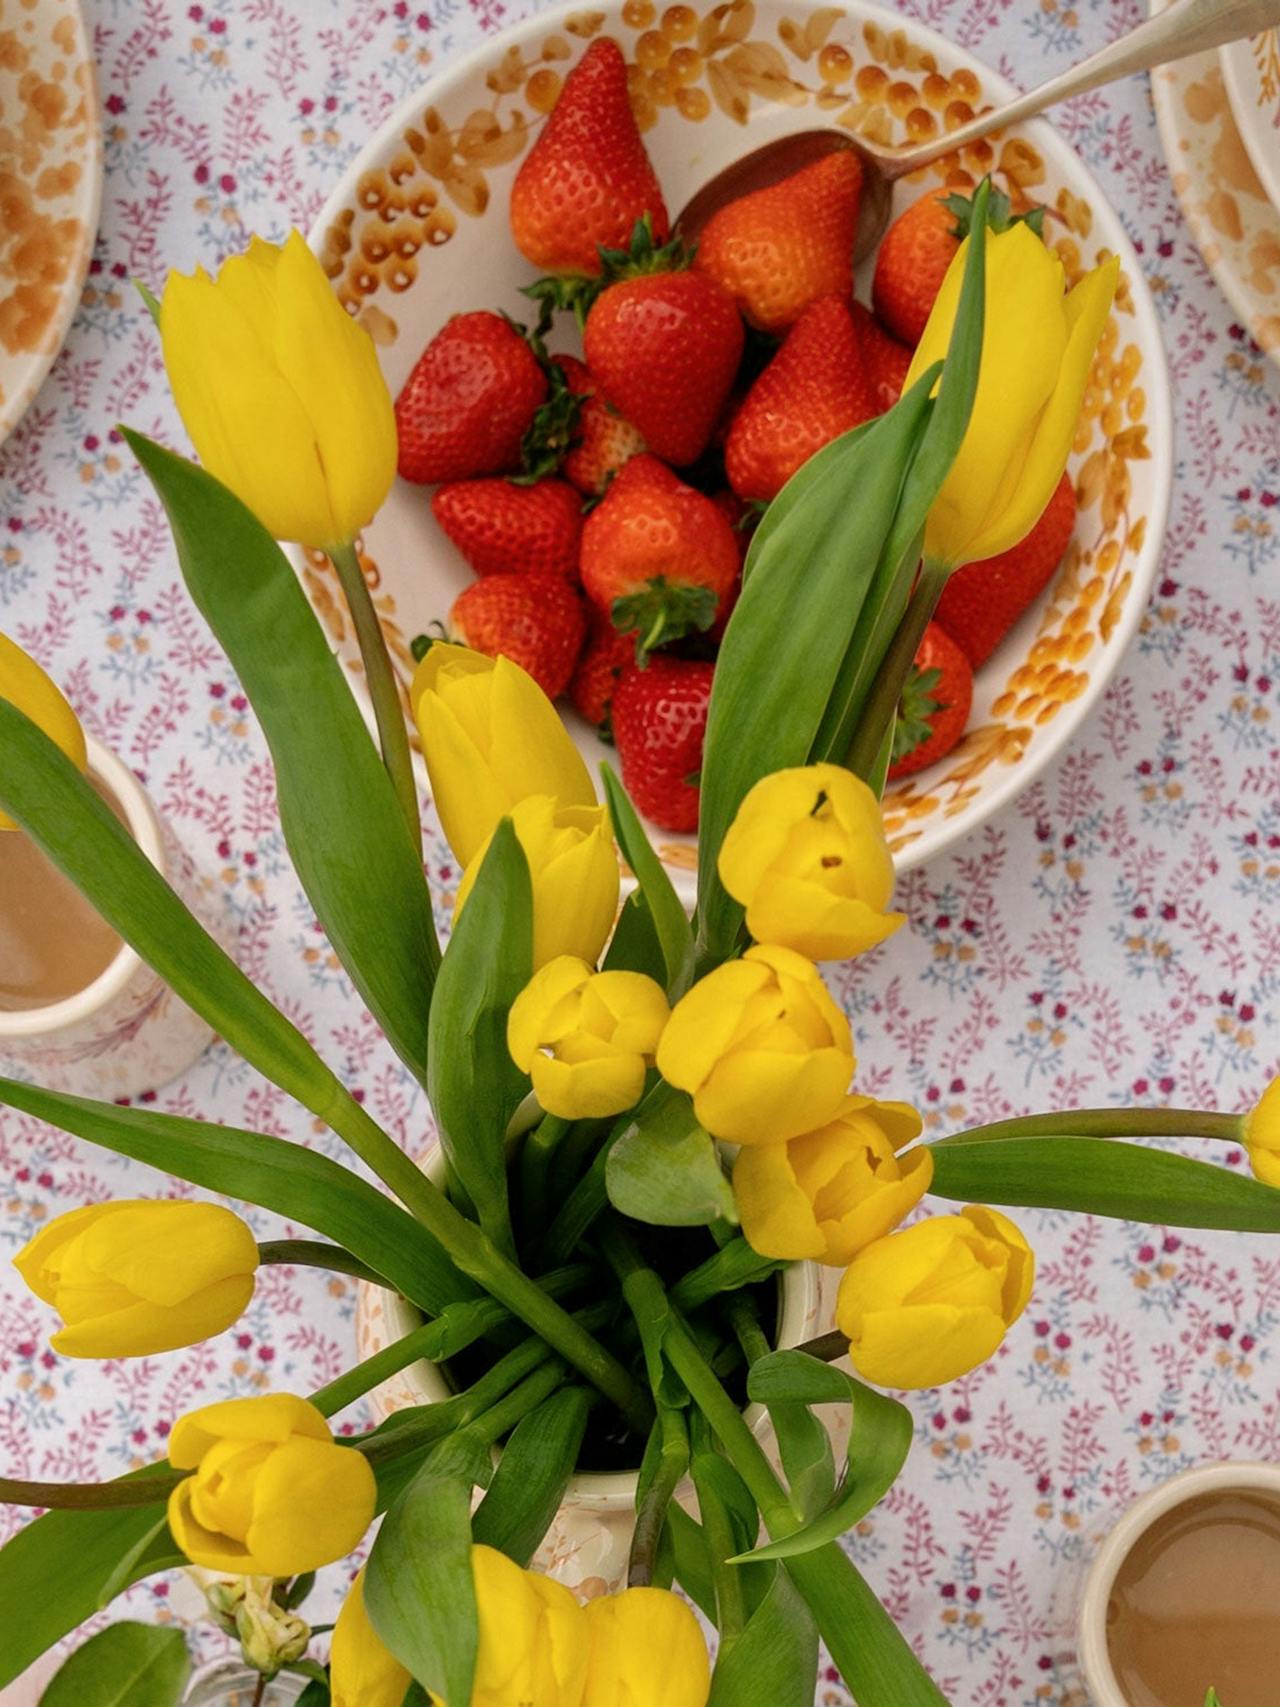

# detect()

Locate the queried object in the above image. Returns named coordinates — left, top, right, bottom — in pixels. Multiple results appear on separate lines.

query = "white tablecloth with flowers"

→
left=2, top=0, right=1279, bottom=1699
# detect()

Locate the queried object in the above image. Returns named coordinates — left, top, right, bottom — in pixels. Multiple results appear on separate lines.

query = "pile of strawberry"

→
left=394, top=37, right=1077, bottom=829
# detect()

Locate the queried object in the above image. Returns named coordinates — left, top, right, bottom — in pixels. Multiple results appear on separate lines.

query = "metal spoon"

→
left=676, top=0, right=1280, bottom=260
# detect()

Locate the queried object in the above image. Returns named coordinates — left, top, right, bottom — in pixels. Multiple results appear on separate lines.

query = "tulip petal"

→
left=76, top=1201, right=258, bottom=1308
left=697, top=1046, right=854, bottom=1145
left=331, top=1569, right=412, bottom=1707
left=50, top=1273, right=256, bottom=1358
left=0, top=635, right=87, bottom=830
left=168, top=1392, right=330, bottom=1468
left=848, top=1303, right=1007, bottom=1389
left=746, top=879, right=904, bottom=961
left=243, top=1436, right=376, bottom=1575
left=657, top=960, right=771, bottom=1095
left=507, top=956, right=593, bottom=1070
left=734, top=1143, right=827, bottom=1261
left=12, top=1203, right=103, bottom=1303
left=168, top=1476, right=256, bottom=1573
left=532, top=1050, right=646, bottom=1119
left=962, top=1204, right=1035, bottom=1323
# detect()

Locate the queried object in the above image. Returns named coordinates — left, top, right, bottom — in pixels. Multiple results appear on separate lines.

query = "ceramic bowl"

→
left=296, top=0, right=1172, bottom=898
left=1221, top=30, right=1280, bottom=218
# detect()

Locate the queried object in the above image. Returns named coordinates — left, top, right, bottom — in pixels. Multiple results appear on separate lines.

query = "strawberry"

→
left=873, top=185, right=1045, bottom=347
left=431, top=478, right=583, bottom=579
left=509, top=38, right=669, bottom=276
left=449, top=572, right=586, bottom=699
left=724, top=297, right=877, bottom=503
left=554, top=355, right=647, bottom=495
left=396, top=312, right=546, bottom=484
left=571, top=611, right=636, bottom=728
left=935, top=471, right=1077, bottom=666
left=612, top=657, right=715, bottom=832
left=692, top=151, right=862, bottom=334
left=887, top=621, right=973, bottom=781
left=851, top=301, right=914, bottom=413
left=581, top=240, right=744, bottom=468
left=579, top=455, right=740, bottom=656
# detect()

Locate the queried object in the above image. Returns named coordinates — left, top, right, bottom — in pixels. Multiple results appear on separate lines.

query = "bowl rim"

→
left=301, top=0, right=1174, bottom=883
left=1076, top=1459, right=1280, bottom=1704
left=1218, top=34, right=1280, bottom=220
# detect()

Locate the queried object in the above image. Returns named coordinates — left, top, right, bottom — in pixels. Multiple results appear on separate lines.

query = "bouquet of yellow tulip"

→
left=3, top=181, right=1279, bottom=1707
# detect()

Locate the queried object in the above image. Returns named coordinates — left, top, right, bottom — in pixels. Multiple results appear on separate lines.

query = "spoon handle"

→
left=884, top=0, right=1280, bottom=180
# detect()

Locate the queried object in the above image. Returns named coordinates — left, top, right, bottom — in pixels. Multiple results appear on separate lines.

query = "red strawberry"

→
left=887, top=622, right=973, bottom=781
left=450, top=572, right=586, bottom=699
left=431, top=478, right=583, bottom=579
left=571, top=611, right=636, bottom=728
left=509, top=38, right=669, bottom=276
left=872, top=188, right=963, bottom=348
left=396, top=312, right=546, bottom=484
left=693, top=151, right=863, bottom=333
left=935, top=472, right=1077, bottom=666
left=851, top=302, right=914, bottom=413
left=612, top=657, right=715, bottom=833
left=555, top=355, right=647, bottom=495
left=724, top=297, right=877, bottom=503
left=583, top=265, right=744, bottom=468
left=579, top=455, right=740, bottom=656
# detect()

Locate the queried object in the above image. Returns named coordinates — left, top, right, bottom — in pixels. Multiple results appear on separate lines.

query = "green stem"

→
left=724, top=1293, right=771, bottom=1365
left=520, top=1113, right=572, bottom=1241
left=629, top=1409, right=690, bottom=1587
left=328, top=540, right=421, bottom=852
left=467, top=1360, right=572, bottom=1447
left=536, top=1133, right=616, bottom=1267
left=846, top=555, right=951, bottom=784
left=670, top=1238, right=783, bottom=1314
left=550, top=1116, right=612, bottom=1201
left=689, top=1419, right=749, bottom=1642
left=311, top=1264, right=594, bottom=1418
left=257, top=1239, right=386, bottom=1285
left=932, top=1106, right=1244, bottom=1147
left=0, top=1473, right=182, bottom=1511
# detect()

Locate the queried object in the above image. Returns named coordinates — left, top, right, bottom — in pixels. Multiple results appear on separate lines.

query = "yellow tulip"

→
left=160, top=231, right=397, bottom=548
left=167, top=1393, right=375, bottom=1575
left=717, top=763, right=903, bottom=960
left=836, top=1205, right=1034, bottom=1390
left=508, top=956, right=670, bottom=1119
left=469, top=1544, right=590, bottom=1707
left=14, top=1199, right=257, bottom=1357
left=413, top=643, right=597, bottom=867
left=0, top=631, right=86, bottom=832
left=583, top=1586, right=711, bottom=1707
left=456, top=795, right=619, bottom=970
left=330, top=1570, right=411, bottom=1707
left=906, top=223, right=1119, bottom=566
left=1245, top=1074, right=1280, bottom=1187
left=733, top=1096, right=931, bottom=1265
left=656, top=943, right=855, bottom=1146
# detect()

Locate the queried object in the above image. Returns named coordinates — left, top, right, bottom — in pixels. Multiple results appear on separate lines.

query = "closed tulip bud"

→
left=734, top=1096, right=931, bottom=1265
left=412, top=643, right=597, bottom=867
left=470, top=1544, right=591, bottom=1707
left=508, top=956, right=670, bottom=1119
left=583, top=1586, right=711, bottom=1707
left=656, top=943, right=855, bottom=1146
left=456, top=795, right=620, bottom=971
left=167, top=1393, right=375, bottom=1576
left=717, top=763, right=903, bottom=961
left=836, top=1206, right=1034, bottom=1390
left=14, top=1199, right=258, bottom=1357
left=907, top=223, right=1118, bottom=567
left=1245, top=1074, right=1280, bottom=1187
left=0, top=631, right=86, bottom=831
left=159, top=231, right=397, bottom=549
left=235, top=1587, right=310, bottom=1676
left=330, top=1569, right=411, bottom=1707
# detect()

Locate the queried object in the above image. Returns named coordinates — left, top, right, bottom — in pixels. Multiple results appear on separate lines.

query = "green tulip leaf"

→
left=664, top=1504, right=718, bottom=1621
left=928, top=1133, right=1280, bottom=1230
left=0, top=1077, right=470, bottom=1316
left=694, top=380, right=937, bottom=960
left=603, top=888, right=669, bottom=986
left=670, top=1237, right=785, bottom=1313
left=471, top=1386, right=591, bottom=1566
left=708, top=1564, right=819, bottom=1707
left=366, top=1441, right=487, bottom=1706
left=606, top=1087, right=736, bottom=1227
left=427, top=817, right=532, bottom=1254
left=123, top=428, right=439, bottom=1086
left=0, top=1495, right=172, bottom=1686
left=38, top=1622, right=190, bottom=1707
left=600, top=761, right=693, bottom=991
left=734, top=1352, right=911, bottom=1562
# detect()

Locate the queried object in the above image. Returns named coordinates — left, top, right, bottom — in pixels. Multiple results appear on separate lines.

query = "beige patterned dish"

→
left=0, top=0, right=102, bottom=448
left=1221, top=28, right=1280, bottom=217
left=1151, top=0, right=1280, bottom=364
left=298, top=0, right=1172, bottom=895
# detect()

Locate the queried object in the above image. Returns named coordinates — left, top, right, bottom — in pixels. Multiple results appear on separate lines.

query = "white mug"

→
left=1077, top=1459, right=1280, bottom=1704
left=0, top=738, right=224, bottom=1101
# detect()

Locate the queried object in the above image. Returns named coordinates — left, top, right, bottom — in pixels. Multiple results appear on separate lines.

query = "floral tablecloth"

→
left=2, top=0, right=1279, bottom=1700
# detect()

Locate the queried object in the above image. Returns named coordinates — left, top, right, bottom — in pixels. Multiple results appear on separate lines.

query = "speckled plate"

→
left=0, top=0, right=102, bottom=448
left=1151, top=0, right=1280, bottom=365
left=1221, top=29, right=1280, bottom=219
left=299, top=0, right=1171, bottom=897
